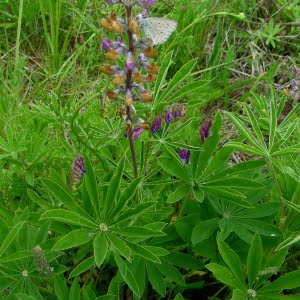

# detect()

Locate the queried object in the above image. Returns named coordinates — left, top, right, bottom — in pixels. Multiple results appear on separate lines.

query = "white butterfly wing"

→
left=141, top=18, right=177, bottom=45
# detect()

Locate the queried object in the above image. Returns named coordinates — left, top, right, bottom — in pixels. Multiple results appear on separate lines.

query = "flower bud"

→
left=112, top=20, right=124, bottom=34
left=100, top=18, right=113, bottom=31
left=143, top=46, right=157, bottom=58
left=151, top=115, right=163, bottom=133
left=125, top=89, right=133, bottom=106
left=129, top=18, right=139, bottom=33
left=178, top=149, right=190, bottom=164
left=113, top=73, right=125, bottom=86
left=125, top=51, right=135, bottom=70
left=33, top=246, right=52, bottom=276
left=165, top=109, right=173, bottom=124
left=199, top=119, right=212, bottom=143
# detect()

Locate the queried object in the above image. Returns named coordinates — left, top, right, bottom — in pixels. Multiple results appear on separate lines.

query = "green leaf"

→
left=27, top=189, right=52, bottom=210
left=218, top=241, right=246, bottom=290
left=41, top=178, right=95, bottom=223
left=105, top=157, right=125, bottom=217
left=127, top=241, right=161, bottom=263
left=53, top=229, right=93, bottom=250
left=158, top=157, right=190, bottom=182
left=69, top=256, right=95, bottom=278
left=275, top=234, right=300, bottom=252
left=209, top=160, right=266, bottom=181
left=0, top=221, right=25, bottom=256
left=247, top=233, right=263, bottom=286
left=205, top=263, right=240, bottom=289
left=146, top=262, right=166, bottom=296
left=15, top=295, right=40, bottom=300
left=94, top=233, right=108, bottom=267
left=259, top=270, right=300, bottom=292
left=69, top=277, right=80, bottom=300
left=0, top=250, right=32, bottom=264
left=237, top=219, right=281, bottom=237
left=112, top=226, right=165, bottom=238
left=205, top=187, right=253, bottom=208
left=83, top=155, right=100, bottom=218
left=40, top=209, right=97, bottom=228
left=54, top=275, right=69, bottom=300
left=223, top=111, right=264, bottom=151
left=167, top=186, right=190, bottom=203
left=224, top=142, right=264, bottom=156
left=168, top=81, right=205, bottom=104
left=244, top=103, right=266, bottom=147
left=155, top=261, right=185, bottom=286
left=174, top=293, right=185, bottom=300
left=269, top=93, right=277, bottom=149
left=191, top=218, right=219, bottom=245
left=95, top=295, right=117, bottom=300
left=107, top=178, right=141, bottom=222
left=154, top=51, right=173, bottom=101
left=195, top=112, right=222, bottom=178
left=206, top=178, right=264, bottom=190
left=200, top=147, right=234, bottom=180
left=158, top=59, right=197, bottom=103
left=108, top=234, right=131, bottom=260
left=114, top=253, right=140, bottom=297
left=164, top=251, right=204, bottom=269
left=110, top=202, right=156, bottom=226
left=231, top=289, right=247, bottom=300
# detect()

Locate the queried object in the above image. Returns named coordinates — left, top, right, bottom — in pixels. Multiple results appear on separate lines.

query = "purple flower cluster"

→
left=199, top=119, right=212, bottom=143
left=178, top=149, right=190, bottom=164
left=100, top=6, right=160, bottom=124
left=105, top=0, right=155, bottom=8
left=70, top=156, right=86, bottom=189
left=151, top=106, right=186, bottom=133
left=289, top=67, right=300, bottom=101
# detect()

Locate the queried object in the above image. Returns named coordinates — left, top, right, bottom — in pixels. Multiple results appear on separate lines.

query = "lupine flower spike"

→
left=178, top=149, right=190, bottom=164
left=70, top=156, right=86, bottom=190
left=199, top=119, right=212, bottom=143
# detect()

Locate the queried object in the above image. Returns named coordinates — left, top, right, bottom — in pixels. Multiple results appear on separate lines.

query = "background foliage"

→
left=0, top=0, right=299, bottom=299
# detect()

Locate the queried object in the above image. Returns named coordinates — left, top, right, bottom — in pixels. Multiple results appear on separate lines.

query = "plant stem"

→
left=126, top=6, right=138, bottom=178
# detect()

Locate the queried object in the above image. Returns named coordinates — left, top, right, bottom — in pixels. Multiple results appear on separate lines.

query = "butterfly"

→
left=136, top=14, right=177, bottom=45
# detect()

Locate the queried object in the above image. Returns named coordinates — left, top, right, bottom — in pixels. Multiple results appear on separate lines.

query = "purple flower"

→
left=172, top=106, right=186, bottom=118
left=151, top=115, right=163, bottom=133
left=199, top=119, right=212, bottom=143
left=105, top=0, right=121, bottom=4
left=133, top=128, right=144, bottom=140
left=137, top=0, right=155, bottom=8
left=178, top=148, right=190, bottom=164
left=165, top=109, right=173, bottom=124
left=124, top=126, right=144, bottom=140
left=125, top=51, right=135, bottom=70
left=71, top=156, right=86, bottom=187
left=292, top=67, right=298, bottom=78
left=101, top=39, right=111, bottom=52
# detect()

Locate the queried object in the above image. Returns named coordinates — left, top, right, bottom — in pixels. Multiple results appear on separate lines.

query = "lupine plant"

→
left=0, top=0, right=300, bottom=300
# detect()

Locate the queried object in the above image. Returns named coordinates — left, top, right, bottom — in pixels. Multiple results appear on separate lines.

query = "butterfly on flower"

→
left=136, top=13, right=177, bottom=45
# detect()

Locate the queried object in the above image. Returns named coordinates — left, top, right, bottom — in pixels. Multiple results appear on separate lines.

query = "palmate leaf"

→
left=40, top=209, right=97, bottom=228
left=205, top=263, right=240, bottom=289
left=223, top=111, right=264, bottom=152
left=218, top=241, right=246, bottom=290
left=104, top=157, right=125, bottom=218
left=157, top=59, right=197, bottom=103
left=259, top=270, right=300, bottom=292
left=94, top=234, right=108, bottom=267
left=107, top=178, right=141, bottom=222
left=83, top=155, right=100, bottom=219
left=41, top=178, right=96, bottom=224
left=69, top=256, right=94, bottom=278
left=53, top=229, right=93, bottom=250
left=153, top=51, right=173, bottom=102
left=247, top=233, right=263, bottom=287
left=0, top=221, right=25, bottom=256
left=146, top=262, right=166, bottom=297
left=108, top=234, right=131, bottom=261
left=154, top=260, right=185, bottom=286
